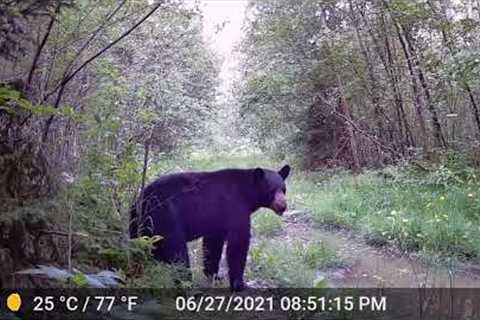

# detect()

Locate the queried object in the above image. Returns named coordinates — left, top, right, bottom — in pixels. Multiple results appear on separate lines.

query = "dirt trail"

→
left=282, top=211, right=480, bottom=288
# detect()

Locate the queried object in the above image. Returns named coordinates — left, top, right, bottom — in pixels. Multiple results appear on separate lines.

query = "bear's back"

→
left=145, top=168, right=253, bottom=199
left=142, top=171, right=202, bottom=202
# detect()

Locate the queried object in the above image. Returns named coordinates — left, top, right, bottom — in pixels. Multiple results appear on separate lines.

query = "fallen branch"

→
left=334, top=110, right=401, bottom=158
left=315, top=92, right=401, bottom=158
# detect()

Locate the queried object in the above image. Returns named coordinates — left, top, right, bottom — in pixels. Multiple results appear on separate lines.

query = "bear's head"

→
left=254, top=165, right=291, bottom=215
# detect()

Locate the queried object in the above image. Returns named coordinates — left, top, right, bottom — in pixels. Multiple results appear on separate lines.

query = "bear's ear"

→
left=278, top=165, right=291, bottom=180
left=254, top=167, right=265, bottom=180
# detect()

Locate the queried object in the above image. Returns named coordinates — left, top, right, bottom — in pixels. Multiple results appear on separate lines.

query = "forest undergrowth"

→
left=2, top=152, right=480, bottom=289
left=133, top=153, right=480, bottom=288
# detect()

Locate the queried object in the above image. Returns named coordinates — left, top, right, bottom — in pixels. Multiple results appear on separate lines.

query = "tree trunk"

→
left=392, top=20, right=427, bottom=144
left=348, top=0, right=385, bottom=137
left=373, top=8, right=415, bottom=148
left=401, top=27, right=447, bottom=148
left=430, top=0, right=480, bottom=136
left=26, top=3, right=61, bottom=92
left=337, top=77, right=360, bottom=172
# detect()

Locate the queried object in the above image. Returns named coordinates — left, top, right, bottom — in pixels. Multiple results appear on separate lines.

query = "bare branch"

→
left=42, top=1, right=166, bottom=141
left=26, top=2, right=61, bottom=88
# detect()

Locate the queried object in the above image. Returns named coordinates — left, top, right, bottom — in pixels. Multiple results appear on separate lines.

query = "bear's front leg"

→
left=203, top=234, right=225, bottom=279
left=226, top=227, right=251, bottom=292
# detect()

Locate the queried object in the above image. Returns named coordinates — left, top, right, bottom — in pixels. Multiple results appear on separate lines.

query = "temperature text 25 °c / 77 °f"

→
left=32, top=295, right=139, bottom=313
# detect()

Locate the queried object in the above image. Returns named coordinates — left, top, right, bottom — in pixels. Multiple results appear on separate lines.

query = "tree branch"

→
left=61, top=1, right=164, bottom=91
left=64, top=0, right=127, bottom=81
left=26, top=2, right=61, bottom=88
left=41, top=1, right=165, bottom=141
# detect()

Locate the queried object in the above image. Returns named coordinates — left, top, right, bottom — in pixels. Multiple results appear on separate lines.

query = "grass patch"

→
left=252, top=210, right=283, bottom=237
left=248, top=238, right=338, bottom=287
left=290, top=163, right=480, bottom=259
left=130, top=263, right=193, bottom=288
left=301, top=239, right=339, bottom=269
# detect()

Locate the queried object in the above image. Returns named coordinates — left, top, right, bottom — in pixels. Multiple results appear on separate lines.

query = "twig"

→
left=67, top=202, right=73, bottom=273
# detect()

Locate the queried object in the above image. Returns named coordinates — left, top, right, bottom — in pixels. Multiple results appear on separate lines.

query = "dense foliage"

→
left=0, top=0, right=219, bottom=287
left=239, top=0, right=480, bottom=168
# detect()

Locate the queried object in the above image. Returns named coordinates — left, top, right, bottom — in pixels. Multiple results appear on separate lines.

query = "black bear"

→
left=129, top=165, right=291, bottom=291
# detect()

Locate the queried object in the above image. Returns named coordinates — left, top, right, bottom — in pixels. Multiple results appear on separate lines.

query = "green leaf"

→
left=72, top=272, right=88, bottom=287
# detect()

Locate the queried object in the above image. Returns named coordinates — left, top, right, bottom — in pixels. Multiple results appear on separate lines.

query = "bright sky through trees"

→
left=197, top=0, right=247, bottom=94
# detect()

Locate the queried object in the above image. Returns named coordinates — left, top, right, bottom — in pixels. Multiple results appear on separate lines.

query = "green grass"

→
left=289, top=164, right=480, bottom=259
left=130, top=263, right=193, bottom=288
left=247, top=238, right=338, bottom=287
left=252, top=210, right=283, bottom=237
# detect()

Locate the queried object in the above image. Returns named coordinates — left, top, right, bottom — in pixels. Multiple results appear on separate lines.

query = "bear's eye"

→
left=282, top=187, right=286, bottom=194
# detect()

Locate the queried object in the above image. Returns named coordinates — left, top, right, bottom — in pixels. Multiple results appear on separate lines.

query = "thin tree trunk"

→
left=337, top=77, right=360, bottom=172
left=26, top=3, right=61, bottom=90
left=385, top=38, right=414, bottom=148
left=384, top=0, right=446, bottom=148
left=61, top=0, right=127, bottom=85
left=393, top=21, right=427, bottom=142
left=348, top=0, right=384, bottom=137
left=465, top=86, right=480, bottom=134
left=428, top=0, right=480, bottom=135
left=402, top=27, right=447, bottom=147
left=370, top=8, right=415, bottom=148
left=141, top=136, right=151, bottom=194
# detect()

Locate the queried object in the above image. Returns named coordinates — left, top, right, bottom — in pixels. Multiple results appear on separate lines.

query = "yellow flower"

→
left=468, top=193, right=474, bottom=198
left=439, top=196, right=445, bottom=201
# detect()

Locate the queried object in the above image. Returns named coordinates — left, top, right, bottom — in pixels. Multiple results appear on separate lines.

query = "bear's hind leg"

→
left=153, top=231, right=190, bottom=268
left=202, top=234, right=225, bottom=279
left=153, top=232, right=192, bottom=285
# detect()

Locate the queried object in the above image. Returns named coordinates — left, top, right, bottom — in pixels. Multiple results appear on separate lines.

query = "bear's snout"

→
left=271, top=191, right=287, bottom=215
